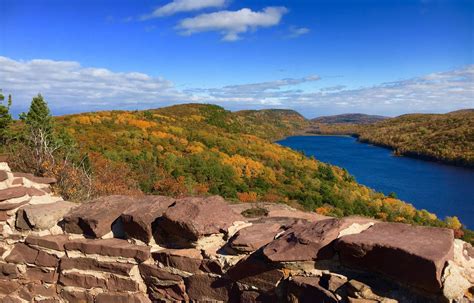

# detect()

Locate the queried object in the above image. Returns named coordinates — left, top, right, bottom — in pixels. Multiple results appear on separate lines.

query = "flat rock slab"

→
left=153, top=196, right=244, bottom=246
left=16, top=201, right=77, bottom=230
left=229, top=217, right=302, bottom=253
left=335, top=222, right=454, bottom=293
left=60, top=257, right=135, bottom=276
left=230, top=202, right=330, bottom=222
left=64, top=238, right=150, bottom=262
left=152, top=248, right=203, bottom=273
left=63, top=195, right=139, bottom=238
left=263, top=217, right=377, bottom=262
left=12, top=172, right=56, bottom=184
left=0, top=187, right=28, bottom=202
left=120, top=195, right=175, bottom=243
left=25, top=234, right=70, bottom=251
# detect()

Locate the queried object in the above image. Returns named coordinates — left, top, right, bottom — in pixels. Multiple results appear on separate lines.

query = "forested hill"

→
left=355, top=110, right=474, bottom=167
left=50, top=104, right=466, bottom=233
left=312, top=113, right=388, bottom=124
left=307, top=110, right=474, bottom=167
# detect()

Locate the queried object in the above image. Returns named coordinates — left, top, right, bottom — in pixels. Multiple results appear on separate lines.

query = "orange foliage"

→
left=153, top=176, right=188, bottom=198
left=237, top=192, right=258, bottom=203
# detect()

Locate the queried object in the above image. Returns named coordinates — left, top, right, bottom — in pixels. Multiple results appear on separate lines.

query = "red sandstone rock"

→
left=185, top=274, right=233, bottom=302
left=152, top=248, right=203, bottom=273
left=26, top=267, right=58, bottom=283
left=120, top=195, right=175, bottom=243
left=335, top=222, right=454, bottom=293
left=59, top=288, right=94, bottom=303
left=16, top=201, right=77, bottom=230
left=59, top=271, right=107, bottom=289
left=263, top=217, right=376, bottom=262
left=12, top=172, right=56, bottom=184
left=153, top=195, right=244, bottom=246
left=64, top=238, right=150, bottom=262
left=287, top=276, right=338, bottom=303
left=35, top=251, right=59, bottom=267
left=25, top=234, right=69, bottom=251
left=63, top=195, right=138, bottom=238
left=5, top=243, right=39, bottom=264
left=60, top=257, right=134, bottom=275
left=227, top=252, right=284, bottom=292
left=0, top=262, right=20, bottom=279
left=95, top=292, right=151, bottom=303
left=139, top=263, right=188, bottom=301
left=0, top=280, right=21, bottom=295
left=0, top=170, right=8, bottom=182
left=0, top=200, right=28, bottom=211
left=0, top=187, right=28, bottom=202
left=229, top=217, right=302, bottom=253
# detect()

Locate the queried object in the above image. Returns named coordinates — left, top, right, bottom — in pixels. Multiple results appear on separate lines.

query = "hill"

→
left=356, top=110, right=474, bottom=167
left=44, top=104, right=466, bottom=230
left=307, top=110, right=474, bottom=167
left=312, top=113, right=388, bottom=124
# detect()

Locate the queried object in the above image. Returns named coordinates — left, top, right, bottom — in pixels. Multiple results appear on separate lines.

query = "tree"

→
left=0, top=90, right=12, bottom=143
left=19, top=94, right=57, bottom=174
left=21, top=94, right=53, bottom=136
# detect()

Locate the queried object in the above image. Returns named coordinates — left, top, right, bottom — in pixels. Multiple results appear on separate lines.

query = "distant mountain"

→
left=311, top=113, right=388, bottom=124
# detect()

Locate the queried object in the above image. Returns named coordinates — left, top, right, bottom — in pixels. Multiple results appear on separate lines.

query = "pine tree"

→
left=21, top=94, right=53, bottom=136
left=0, top=90, right=12, bottom=143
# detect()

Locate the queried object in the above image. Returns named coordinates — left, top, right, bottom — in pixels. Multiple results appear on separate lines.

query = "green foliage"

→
left=20, top=94, right=54, bottom=136
left=311, top=110, right=474, bottom=167
left=0, top=90, right=13, bottom=142
left=51, top=103, right=469, bottom=236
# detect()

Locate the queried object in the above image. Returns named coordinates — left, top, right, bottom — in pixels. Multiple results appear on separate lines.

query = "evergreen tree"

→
left=0, top=90, right=12, bottom=143
left=21, top=94, right=53, bottom=136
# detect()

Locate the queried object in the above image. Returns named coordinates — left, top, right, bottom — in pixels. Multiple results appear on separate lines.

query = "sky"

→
left=0, top=0, right=473, bottom=118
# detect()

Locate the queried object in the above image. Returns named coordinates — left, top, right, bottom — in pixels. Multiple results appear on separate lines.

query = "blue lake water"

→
left=278, top=136, right=474, bottom=228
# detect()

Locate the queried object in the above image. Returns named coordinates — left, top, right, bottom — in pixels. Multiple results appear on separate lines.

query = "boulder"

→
left=16, top=201, right=77, bottom=230
left=120, top=195, right=175, bottom=243
left=286, top=276, right=338, bottom=303
left=263, top=217, right=376, bottom=262
left=153, top=196, right=244, bottom=247
left=152, top=248, right=203, bottom=273
left=62, top=195, right=138, bottom=238
left=64, top=238, right=150, bottom=262
left=0, top=187, right=28, bottom=202
left=335, top=222, right=454, bottom=293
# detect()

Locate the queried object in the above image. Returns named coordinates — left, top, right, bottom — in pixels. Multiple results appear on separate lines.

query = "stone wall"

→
left=0, top=161, right=472, bottom=302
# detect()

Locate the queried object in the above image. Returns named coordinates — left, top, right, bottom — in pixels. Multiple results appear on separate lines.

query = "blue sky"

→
left=1, top=0, right=473, bottom=117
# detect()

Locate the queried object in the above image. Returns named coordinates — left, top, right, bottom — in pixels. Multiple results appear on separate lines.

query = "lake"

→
left=278, top=136, right=474, bottom=228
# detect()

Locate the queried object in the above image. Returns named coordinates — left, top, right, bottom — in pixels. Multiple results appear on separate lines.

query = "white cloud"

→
left=141, top=0, right=226, bottom=19
left=1, top=55, right=472, bottom=117
left=177, top=7, right=288, bottom=41
left=288, top=26, right=310, bottom=38
left=0, top=56, right=191, bottom=114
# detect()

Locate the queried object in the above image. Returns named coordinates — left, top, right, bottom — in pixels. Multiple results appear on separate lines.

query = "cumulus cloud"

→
left=288, top=26, right=310, bottom=38
left=141, top=0, right=226, bottom=19
left=177, top=7, right=288, bottom=41
left=0, top=56, right=191, bottom=114
left=1, top=55, right=472, bottom=117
